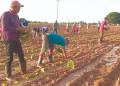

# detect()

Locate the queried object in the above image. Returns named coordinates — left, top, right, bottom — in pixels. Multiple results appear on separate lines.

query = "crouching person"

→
left=37, top=27, right=69, bottom=68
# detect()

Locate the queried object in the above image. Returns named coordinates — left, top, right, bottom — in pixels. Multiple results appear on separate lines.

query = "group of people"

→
left=0, top=0, right=109, bottom=82
left=66, top=22, right=81, bottom=34
left=0, top=0, right=69, bottom=81
left=66, top=18, right=109, bottom=43
left=31, top=20, right=59, bottom=41
left=31, top=26, right=69, bottom=68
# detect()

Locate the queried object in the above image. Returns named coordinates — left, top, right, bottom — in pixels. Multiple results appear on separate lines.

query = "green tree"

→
left=106, top=12, right=120, bottom=24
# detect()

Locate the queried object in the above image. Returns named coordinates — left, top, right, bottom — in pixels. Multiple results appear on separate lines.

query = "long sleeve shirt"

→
left=1, top=11, right=20, bottom=41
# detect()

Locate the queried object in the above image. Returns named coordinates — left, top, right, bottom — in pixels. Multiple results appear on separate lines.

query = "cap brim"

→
left=20, top=5, right=24, bottom=7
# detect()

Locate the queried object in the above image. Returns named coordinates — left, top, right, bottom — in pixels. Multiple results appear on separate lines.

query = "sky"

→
left=0, top=0, right=120, bottom=23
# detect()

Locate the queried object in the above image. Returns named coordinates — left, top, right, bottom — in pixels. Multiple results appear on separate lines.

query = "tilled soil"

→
left=0, top=24, right=120, bottom=86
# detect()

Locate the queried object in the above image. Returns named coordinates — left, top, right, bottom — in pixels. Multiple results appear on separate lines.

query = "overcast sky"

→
left=0, top=0, right=120, bottom=23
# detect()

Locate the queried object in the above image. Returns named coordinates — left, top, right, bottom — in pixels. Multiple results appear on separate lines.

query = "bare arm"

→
left=62, top=47, right=67, bottom=58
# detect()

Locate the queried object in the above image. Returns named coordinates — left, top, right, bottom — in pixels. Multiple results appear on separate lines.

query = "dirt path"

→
left=56, top=45, right=120, bottom=86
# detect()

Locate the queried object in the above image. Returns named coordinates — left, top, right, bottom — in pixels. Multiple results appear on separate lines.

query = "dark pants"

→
left=4, top=40, right=26, bottom=78
left=53, top=28, right=58, bottom=34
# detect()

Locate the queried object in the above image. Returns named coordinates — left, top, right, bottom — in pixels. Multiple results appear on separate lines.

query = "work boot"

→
left=5, top=65, right=12, bottom=81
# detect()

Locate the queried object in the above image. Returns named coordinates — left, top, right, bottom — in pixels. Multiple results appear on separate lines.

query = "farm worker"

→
left=31, top=27, right=41, bottom=41
left=66, top=22, right=71, bottom=32
left=53, top=20, right=59, bottom=34
left=86, top=23, right=89, bottom=32
left=1, top=0, right=27, bottom=81
left=78, top=22, right=82, bottom=34
left=98, top=17, right=109, bottom=43
left=72, top=23, right=78, bottom=34
left=37, top=27, right=69, bottom=68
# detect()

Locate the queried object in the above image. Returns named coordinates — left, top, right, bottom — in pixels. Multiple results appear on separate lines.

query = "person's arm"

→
left=62, top=47, right=67, bottom=58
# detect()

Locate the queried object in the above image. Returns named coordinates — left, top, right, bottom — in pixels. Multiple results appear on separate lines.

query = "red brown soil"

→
left=0, top=23, right=120, bottom=86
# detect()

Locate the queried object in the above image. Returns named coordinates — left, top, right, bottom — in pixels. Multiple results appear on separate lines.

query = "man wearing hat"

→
left=1, top=0, right=27, bottom=81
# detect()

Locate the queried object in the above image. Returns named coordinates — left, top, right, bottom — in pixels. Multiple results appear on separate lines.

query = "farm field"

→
left=0, top=23, right=120, bottom=86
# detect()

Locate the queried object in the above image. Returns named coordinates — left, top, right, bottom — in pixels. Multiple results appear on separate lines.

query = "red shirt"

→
left=72, top=24, right=78, bottom=32
left=99, top=20, right=107, bottom=32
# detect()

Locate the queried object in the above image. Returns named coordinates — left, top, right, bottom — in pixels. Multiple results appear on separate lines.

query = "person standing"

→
left=78, top=22, right=82, bottom=34
left=98, top=17, right=109, bottom=43
left=53, top=20, right=59, bottom=34
left=72, top=23, right=78, bottom=34
left=66, top=22, right=70, bottom=32
left=1, top=0, right=27, bottom=81
left=86, top=23, right=89, bottom=33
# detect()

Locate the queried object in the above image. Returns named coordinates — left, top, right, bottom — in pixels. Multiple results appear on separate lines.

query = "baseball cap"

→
left=11, top=0, right=24, bottom=8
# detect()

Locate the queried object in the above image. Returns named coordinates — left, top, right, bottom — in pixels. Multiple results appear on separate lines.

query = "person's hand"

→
left=18, top=28, right=28, bottom=33
left=62, top=47, right=67, bottom=58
